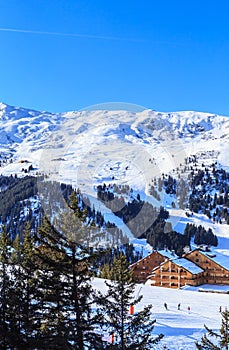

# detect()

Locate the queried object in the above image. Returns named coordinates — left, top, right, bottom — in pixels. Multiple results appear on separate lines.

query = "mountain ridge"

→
left=0, top=101, right=229, bottom=177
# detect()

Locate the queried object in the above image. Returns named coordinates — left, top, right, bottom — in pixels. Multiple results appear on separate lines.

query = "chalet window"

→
left=196, top=253, right=198, bottom=256
left=205, top=260, right=209, bottom=263
left=196, top=259, right=199, bottom=262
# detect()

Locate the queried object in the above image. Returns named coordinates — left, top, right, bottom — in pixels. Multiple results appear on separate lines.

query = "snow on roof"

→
left=129, top=249, right=177, bottom=267
left=173, top=258, right=204, bottom=275
left=158, top=249, right=178, bottom=260
left=149, top=257, right=204, bottom=276
left=197, top=249, right=229, bottom=271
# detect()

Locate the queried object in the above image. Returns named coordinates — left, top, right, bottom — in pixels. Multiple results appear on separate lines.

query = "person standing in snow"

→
left=178, top=303, right=181, bottom=310
left=164, top=302, right=167, bottom=310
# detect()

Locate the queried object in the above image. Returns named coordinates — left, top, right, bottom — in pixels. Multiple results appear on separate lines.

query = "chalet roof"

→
left=160, top=249, right=178, bottom=260
left=148, top=257, right=204, bottom=278
left=129, top=249, right=178, bottom=268
left=173, top=258, right=204, bottom=275
left=194, top=249, right=229, bottom=271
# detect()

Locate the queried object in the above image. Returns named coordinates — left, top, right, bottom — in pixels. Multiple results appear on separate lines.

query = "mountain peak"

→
left=0, top=101, right=8, bottom=110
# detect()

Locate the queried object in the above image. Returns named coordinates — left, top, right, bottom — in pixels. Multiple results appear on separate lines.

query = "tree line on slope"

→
left=0, top=176, right=129, bottom=246
left=188, top=165, right=229, bottom=224
left=97, top=184, right=218, bottom=256
left=149, top=158, right=229, bottom=225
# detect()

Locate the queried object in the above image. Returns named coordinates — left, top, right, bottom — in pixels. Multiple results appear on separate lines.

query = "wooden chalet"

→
left=185, top=249, right=229, bottom=285
left=130, top=250, right=177, bottom=283
left=132, top=245, right=229, bottom=289
left=147, top=258, right=204, bottom=288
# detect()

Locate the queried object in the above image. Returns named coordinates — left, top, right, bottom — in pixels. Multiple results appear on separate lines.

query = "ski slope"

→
left=93, top=277, right=228, bottom=350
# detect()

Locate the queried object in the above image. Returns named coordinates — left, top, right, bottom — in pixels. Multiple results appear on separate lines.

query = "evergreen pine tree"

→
left=34, top=216, right=70, bottom=349
left=0, top=225, right=12, bottom=350
left=68, top=189, right=82, bottom=219
left=21, top=222, right=41, bottom=349
left=5, top=222, right=41, bottom=349
left=103, top=254, right=163, bottom=349
left=7, top=233, right=26, bottom=349
left=63, top=244, right=105, bottom=350
left=57, top=207, right=105, bottom=349
left=36, top=212, right=105, bottom=349
left=196, top=308, right=229, bottom=349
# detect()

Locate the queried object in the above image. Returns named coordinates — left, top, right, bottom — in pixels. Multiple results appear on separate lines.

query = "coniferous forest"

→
left=97, top=183, right=219, bottom=256
left=0, top=192, right=162, bottom=349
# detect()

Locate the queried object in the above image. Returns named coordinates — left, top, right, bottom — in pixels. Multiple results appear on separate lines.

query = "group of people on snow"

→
left=163, top=302, right=190, bottom=312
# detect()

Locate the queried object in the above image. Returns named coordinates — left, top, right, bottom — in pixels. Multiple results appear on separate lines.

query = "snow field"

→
left=93, top=277, right=228, bottom=350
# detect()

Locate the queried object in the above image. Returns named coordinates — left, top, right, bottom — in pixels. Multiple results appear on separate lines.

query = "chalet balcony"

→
left=158, top=271, right=175, bottom=276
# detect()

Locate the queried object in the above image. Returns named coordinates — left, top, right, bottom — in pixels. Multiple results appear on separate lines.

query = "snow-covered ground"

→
left=93, top=277, right=229, bottom=350
left=0, top=102, right=229, bottom=348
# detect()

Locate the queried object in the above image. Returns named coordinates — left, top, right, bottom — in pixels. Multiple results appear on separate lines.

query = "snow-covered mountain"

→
left=0, top=102, right=228, bottom=240
left=1, top=102, right=229, bottom=178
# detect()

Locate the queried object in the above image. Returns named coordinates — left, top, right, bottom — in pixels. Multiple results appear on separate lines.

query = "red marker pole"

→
left=129, top=305, right=134, bottom=315
left=111, top=332, right=115, bottom=344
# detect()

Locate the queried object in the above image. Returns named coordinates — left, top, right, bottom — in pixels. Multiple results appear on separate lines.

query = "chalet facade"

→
left=147, top=258, right=204, bottom=288
left=130, top=250, right=177, bottom=283
left=133, top=247, right=229, bottom=289
left=185, top=249, right=229, bottom=285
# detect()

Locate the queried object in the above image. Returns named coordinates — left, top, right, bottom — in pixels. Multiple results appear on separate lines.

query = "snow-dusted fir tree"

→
left=0, top=224, right=40, bottom=349
left=0, top=226, right=12, bottom=349
left=196, top=308, right=229, bottom=349
left=44, top=189, right=105, bottom=350
left=36, top=212, right=105, bottom=350
left=103, top=254, right=163, bottom=349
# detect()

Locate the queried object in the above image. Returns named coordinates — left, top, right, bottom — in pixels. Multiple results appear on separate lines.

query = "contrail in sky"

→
left=0, top=27, right=142, bottom=42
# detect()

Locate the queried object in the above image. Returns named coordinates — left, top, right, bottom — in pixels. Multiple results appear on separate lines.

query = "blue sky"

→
left=0, top=0, right=229, bottom=115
